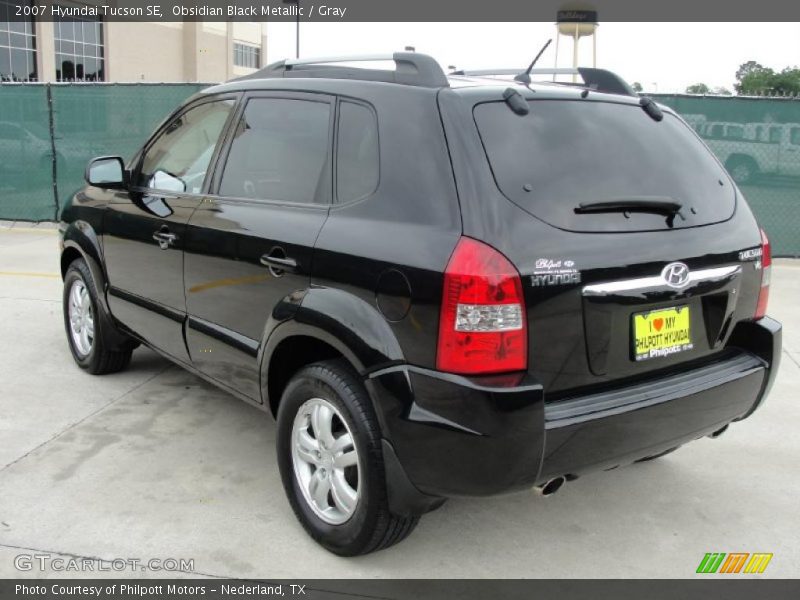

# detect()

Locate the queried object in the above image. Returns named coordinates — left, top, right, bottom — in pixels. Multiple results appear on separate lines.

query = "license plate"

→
left=633, top=306, right=693, bottom=362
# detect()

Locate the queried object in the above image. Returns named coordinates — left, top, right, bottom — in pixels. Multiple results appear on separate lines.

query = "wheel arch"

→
left=259, top=287, right=406, bottom=418
left=60, top=220, right=104, bottom=278
left=60, top=221, right=130, bottom=349
left=262, top=302, right=440, bottom=519
left=263, top=332, right=352, bottom=418
left=60, top=221, right=110, bottom=313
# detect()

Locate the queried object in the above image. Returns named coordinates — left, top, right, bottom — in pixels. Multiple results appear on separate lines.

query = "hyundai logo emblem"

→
left=662, top=262, right=691, bottom=288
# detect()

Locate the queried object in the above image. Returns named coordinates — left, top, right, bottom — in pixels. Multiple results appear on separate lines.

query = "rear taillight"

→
left=754, top=228, right=771, bottom=320
left=437, top=237, right=527, bottom=375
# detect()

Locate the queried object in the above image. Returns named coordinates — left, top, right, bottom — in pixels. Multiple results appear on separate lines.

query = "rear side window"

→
left=219, top=98, right=331, bottom=204
left=336, top=101, right=379, bottom=203
left=473, top=99, right=736, bottom=232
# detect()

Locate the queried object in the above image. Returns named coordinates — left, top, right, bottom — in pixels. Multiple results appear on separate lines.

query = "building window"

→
left=0, top=0, right=37, bottom=82
left=234, top=42, right=260, bottom=69
left=54, top=8, right=103, bottom=81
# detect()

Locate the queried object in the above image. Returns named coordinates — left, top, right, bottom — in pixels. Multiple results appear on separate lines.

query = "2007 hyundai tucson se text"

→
left=58, top=53, right=782, bottom=555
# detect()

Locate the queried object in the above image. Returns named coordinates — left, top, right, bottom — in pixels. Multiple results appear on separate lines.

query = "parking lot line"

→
left=0, top=228, right=57, bottom=234
left=0, top=271, right=60, bottom=279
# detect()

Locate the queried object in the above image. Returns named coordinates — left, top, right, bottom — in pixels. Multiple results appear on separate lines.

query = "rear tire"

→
left=276, top=359, right=419, bottom=556
left=63, top=258, right=134, bottom=375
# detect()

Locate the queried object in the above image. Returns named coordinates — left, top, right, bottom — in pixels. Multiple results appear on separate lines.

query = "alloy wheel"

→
left=68, top=279, right=94, bottom=357
left=291, top=397, right=361, bottom=525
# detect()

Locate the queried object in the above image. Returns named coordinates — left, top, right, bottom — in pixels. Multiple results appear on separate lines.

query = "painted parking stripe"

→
left=0, top=271, right=60, bottom=279
left=0, top=228, right=58, bottom=234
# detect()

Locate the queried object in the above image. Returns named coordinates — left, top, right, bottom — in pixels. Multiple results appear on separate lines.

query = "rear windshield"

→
left=473, top=99, right=736, bottom=232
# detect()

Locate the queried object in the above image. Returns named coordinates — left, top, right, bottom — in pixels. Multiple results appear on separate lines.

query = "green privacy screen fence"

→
left=0, top=83, right=208, bottom=222
left=1, top=85, right=799, bottom=256
left=653, top=94, right=800, bottom=258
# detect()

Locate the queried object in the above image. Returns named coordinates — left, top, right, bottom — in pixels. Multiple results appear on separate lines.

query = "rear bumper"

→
left=540, top=351, right=766, bottom=480
left=367, top=317, right=781, bottom=511
left=365, top=367, right=546, bottom=502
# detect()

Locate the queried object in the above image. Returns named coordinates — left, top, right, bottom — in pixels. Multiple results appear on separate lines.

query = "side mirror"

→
left=150, top=169, right=186, bottom=193
left=86, top=156, right=126, bottom=188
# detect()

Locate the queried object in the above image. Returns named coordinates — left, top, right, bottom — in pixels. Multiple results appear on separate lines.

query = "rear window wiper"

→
left=575, top=197, right=685, bottom=220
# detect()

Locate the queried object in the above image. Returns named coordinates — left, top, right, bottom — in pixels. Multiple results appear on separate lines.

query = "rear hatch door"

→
left=471, top=93, right=760, bottom=394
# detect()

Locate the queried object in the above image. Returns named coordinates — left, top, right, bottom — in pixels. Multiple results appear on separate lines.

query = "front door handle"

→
left=152, top=228, right=177, bottom=250
left=260, top=250, right=298, bottom=276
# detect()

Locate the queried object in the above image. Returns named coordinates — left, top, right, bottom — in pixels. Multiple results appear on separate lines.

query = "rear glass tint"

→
left=473, top=99, right=736, bottom=232
left=337, top=101, right=379, bottom=203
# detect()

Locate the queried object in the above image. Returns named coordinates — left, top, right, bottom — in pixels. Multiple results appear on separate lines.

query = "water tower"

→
left=554, top=6, right=598, bottom=81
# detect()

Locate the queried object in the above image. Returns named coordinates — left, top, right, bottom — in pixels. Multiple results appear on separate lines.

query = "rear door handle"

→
left=260, top=250, right=298, bottom=276
left=152, top=228, right=178, bottom=250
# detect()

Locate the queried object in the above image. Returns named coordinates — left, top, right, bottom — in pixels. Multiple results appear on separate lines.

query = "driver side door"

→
left=103, top=95, right=238, bottom=363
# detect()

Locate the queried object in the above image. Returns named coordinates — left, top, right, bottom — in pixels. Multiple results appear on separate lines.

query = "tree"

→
left=735, top=61, right=778, bottom=95
left=737, top=65, right=776, bottom=95
left=736, top=60, right=769, bottom=83
left=685, top=83, right=710, bottom=94
left=631, top=81, right=643, bottom=93
left=771, top=67, right=800, bottom=95
left=735, top=61, right=800, bottom=95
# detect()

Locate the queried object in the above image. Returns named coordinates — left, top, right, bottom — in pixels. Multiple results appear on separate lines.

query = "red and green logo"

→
left=696, top=553, right=773, bottom=574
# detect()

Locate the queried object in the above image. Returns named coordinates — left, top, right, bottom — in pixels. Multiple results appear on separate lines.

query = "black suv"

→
left=59, top=53, right=781, bottom=556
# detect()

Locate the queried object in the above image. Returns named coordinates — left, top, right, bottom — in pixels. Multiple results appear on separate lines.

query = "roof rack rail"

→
left=450, top=66, right=636, bottom=97
left=237, top=52, right=449, bottom=88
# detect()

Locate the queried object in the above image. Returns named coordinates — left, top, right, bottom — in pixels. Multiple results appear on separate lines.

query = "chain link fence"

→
left=654, top=94, right=800, bottom=257
left=0, top=82, right=208, bottom=221
left=0, top=85, right=798, bottom=256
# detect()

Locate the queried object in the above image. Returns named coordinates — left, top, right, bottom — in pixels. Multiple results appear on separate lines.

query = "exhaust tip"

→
left=709, top=424, right=729, bottom=439
left=535, top=476, right=566, bottom=497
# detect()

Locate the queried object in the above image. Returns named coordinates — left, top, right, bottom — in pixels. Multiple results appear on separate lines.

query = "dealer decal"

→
left=531, top=258, right=582, bottom=287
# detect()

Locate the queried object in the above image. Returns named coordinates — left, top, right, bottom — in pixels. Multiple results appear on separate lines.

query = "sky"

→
left=265, top=22, right=800, bottom=93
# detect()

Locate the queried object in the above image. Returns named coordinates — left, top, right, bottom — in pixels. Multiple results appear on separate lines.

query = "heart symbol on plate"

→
left=653, top=318, right=664, bottom=332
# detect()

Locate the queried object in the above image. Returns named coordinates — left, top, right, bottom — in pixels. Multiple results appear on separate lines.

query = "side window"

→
left=336, top=101, right=379, bottom=203
left=769, top=127, right=782, bottom=144
left=218, top=98, right=331, bottom=204
left=137, top=99, right=234, bottom=194
left=791, top=127, right=800, bottom=146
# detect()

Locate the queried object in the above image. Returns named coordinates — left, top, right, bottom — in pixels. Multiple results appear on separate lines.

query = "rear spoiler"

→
left=450, top=67, right=636, bottom=97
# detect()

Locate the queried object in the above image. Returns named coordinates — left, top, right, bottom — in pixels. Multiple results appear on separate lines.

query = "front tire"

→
left=63, top=258, right=133, bottom=374
left=276, top=360, right=419, bottom=555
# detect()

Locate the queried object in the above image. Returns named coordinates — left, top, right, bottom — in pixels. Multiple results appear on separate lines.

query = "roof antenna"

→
left=515, top=39, right=552, bottom=85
